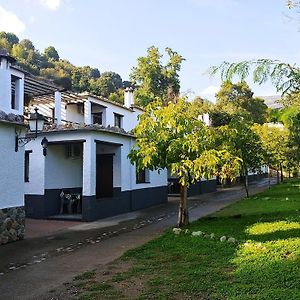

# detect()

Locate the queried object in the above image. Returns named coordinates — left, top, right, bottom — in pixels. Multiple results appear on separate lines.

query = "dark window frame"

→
left=114, top=113, right=123, bottom=128
left=24, top=150, right=32, bottom=182
left=136, top=168, right=150, bottom=184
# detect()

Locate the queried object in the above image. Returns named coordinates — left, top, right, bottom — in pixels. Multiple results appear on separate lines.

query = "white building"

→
left=0, top=52, right=26, bottom=245
left=25, top=89, right=168, bottom=221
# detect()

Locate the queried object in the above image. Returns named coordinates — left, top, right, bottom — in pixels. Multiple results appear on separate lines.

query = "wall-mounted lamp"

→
left=15, top=107, right=48, bottom=156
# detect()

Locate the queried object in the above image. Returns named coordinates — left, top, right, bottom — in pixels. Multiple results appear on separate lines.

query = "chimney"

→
left=124, top=87, right=134, bottom=108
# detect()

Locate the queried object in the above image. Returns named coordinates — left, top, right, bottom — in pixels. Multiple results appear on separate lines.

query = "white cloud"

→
left=201, top=85, right=219, bottom=95
left=39, top=0, right=61, bottom=10
left=0, top=6, right=25, bottom=34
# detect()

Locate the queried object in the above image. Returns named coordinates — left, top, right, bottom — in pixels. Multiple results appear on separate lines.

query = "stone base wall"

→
left=0, top=206, right=25, bottom=245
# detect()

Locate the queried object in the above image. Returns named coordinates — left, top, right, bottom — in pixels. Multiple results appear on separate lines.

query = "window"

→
left=136, top=168, right=150, bottom=184
left=24, top=150, right=32, bottom=182
left=11, top=75, right=20, bottom=110
left=93, top=112, right=103, bottom=125
left=114, top=113, right=123, bottom=128
left=51, top=107, right=55, bottom=120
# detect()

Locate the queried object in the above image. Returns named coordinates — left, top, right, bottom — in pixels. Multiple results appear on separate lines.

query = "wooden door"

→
left=96, top=154, right=113, bottom=198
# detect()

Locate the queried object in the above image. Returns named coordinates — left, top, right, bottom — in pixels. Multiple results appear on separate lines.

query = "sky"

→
left=0, top=0, right=300, bottom=101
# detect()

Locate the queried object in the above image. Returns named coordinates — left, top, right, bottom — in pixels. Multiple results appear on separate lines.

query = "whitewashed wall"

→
left=25, top=130, right=168, bottom=197
left=24, top=138, right=45, bottom=195
left=0, top=124, right=24, bottom=209
left=66, top=104, right=84, bottom=124
left=44, top=144, right=83, bottom=189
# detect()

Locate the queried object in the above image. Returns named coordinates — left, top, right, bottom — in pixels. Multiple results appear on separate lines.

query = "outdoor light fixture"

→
left=15, top=107, right=48, bottom=155
left=41, top=137, right=48, bottom=156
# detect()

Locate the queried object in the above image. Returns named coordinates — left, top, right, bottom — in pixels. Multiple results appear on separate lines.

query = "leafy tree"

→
left=19, top=39, right=35, bottom=51
left=209, top=59, right=300, bottom=96
left=94, top=71, right=123, bottom=97
left=108, top=88, right=124, bottom=104
left=218, top=119, right=265, bottom=196
left=252, top=124, right=289, bottom=186
left=128, top=99, right=238, bottom=226
left=0, top=32, right=19, bottom=46
left=44, top=46, right=60, bottom=61
left=11, top=44, right=27, bottom=60
left=90, top=68, right=100, bottom=79
left=130, top=46, right=185, bottom=106
left=215, top=81, right=268, bottom=124
left=0, top=38, right=11, bottom=51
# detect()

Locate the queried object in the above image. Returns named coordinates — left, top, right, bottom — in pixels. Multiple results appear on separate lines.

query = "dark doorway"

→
left=96, top=154, right=113, bottom=198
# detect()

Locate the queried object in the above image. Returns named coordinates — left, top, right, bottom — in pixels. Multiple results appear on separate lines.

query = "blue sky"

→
left=0, top=0, right=299, bottom=101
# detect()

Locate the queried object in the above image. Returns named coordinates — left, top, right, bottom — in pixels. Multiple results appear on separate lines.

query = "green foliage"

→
left=128, top=99, right=238, bottom=187
left=130, top=46, right=185, bottom=106
left=252, top=124, right=289, bottom=170
left=209, top=59, right=300, bottom=95
left=0, top=31, right=19, bottom=46
left=0, top=31, right=125, bottom=103
left=44, top=46, right=60, bottom=61
left=94, top=71, right=123, bottom=98
left=215, top=81, right=268, bottom=124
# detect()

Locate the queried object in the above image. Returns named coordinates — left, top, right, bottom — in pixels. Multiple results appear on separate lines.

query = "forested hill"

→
left=0, top=31, right=129, bottom=104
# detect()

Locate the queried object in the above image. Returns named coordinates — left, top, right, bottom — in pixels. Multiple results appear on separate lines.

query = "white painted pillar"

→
left=0, top=57, right=11, bottom=113
left=84, top=100, right=92, bottom=125
left=54, top=91, right=62, bottom=125
left=124, top=88, right=134, bottom=108
left=82, top=137, right=96, bottom=196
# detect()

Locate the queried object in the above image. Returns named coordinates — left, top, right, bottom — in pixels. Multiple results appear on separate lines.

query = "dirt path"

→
left=0, top=179, right=274, bottom=300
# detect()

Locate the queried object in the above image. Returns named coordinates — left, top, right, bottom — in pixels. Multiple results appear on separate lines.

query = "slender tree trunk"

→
left=268, top=166, right=271, bottom=189
left=277, top=169, right=280, bottom=184
left=245, top=172, right=249, bottom=197
left=289, top=170, right=291, bottom=179
left=280, top=163, right=284, bottom=182
left=242, top=163, right=249, bottom=197
left=178, top=184, right=189, bottom=227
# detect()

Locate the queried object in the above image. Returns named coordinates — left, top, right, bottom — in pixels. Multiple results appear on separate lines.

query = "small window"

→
left=136, top=168, right=150, bottom=184
left=51, top=107, right=55, bottom=121
left=114, top=113, right=123, bottom=128
left=93, top=112, right=103, bottom=125
left=11, top=75, right=20, bottom=110
left=24, top=150, right=32, bottom=182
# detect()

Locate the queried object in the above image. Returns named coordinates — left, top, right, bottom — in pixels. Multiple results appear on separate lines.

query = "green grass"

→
left=75, top=180, right=300, bottom=299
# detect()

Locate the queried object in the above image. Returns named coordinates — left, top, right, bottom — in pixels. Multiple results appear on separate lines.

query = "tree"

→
left=217, top=118, right=265, bottom=196
left=90, top=68, right=100, bottom=79
left=252, top=124, right=289, bottom=186
left=0, top=32, right=19, bottom=46
left=215, top=81, right=268, bottom=124
left=19, top=39, right=35, bottom=51
left=44, top=46, right=60, bottom=61
left=209, top=59, right=300, bottom=96
left=130, top=46, right=185, bottom=106
left=93, top=71, right=123, bottom=97
left=128, top=99, right=238, bottom=226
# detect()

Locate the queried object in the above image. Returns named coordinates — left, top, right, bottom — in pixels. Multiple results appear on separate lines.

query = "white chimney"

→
left=124, top=87, right=134, bottom=108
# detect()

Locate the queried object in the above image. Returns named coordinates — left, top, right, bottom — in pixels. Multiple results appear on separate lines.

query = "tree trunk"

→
left=280, top=163, right=284, bottom=182
left=244, top=172, right=249, bottom=197
left=268, top=166, right=271, bottom=189
left=277, top=169, right=280, bottom=184
left=178, top=184, right=189, bottom=227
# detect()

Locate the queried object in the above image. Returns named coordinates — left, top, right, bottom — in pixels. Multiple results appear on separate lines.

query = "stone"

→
left=0, top=206, right=25, bottom=246
left=220, top=236, right=227, bottom=242
left=228, top=237, right=236, bottom=243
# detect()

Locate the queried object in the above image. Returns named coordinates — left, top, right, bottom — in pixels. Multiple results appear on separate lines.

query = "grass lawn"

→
left=74, top=180, right=300, bottom=300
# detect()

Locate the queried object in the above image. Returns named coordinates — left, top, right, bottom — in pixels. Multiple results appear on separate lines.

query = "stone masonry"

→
left=0, top=206, right=25, bottom=245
